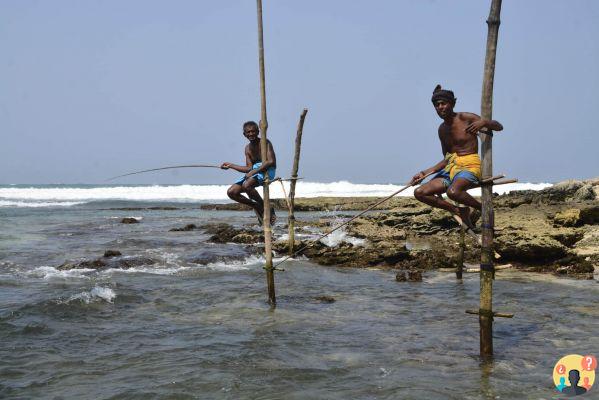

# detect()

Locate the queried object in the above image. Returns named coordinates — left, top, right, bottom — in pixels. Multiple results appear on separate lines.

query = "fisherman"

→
left=221, top=121, right=277, bottom=225
left=412, top=85, right=503, bottom=229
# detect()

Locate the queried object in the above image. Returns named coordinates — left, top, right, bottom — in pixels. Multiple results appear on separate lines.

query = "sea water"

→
left=3, top=182, right=597, bottom=399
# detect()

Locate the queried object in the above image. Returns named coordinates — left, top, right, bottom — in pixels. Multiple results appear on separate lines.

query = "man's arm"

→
left=220, top=147, right=253, bottom=173
left=463, top=112, right=503, bottom=134
left=411, top=129, right=448, bottom=183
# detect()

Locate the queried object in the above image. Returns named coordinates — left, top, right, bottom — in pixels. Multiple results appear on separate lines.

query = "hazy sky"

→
left=1, top=0, right=598, bottom=184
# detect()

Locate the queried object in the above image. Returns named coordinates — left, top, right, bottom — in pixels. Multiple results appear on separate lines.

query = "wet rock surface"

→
left=57, top=251, right=157, bottom=270
left=165, top=178, right=599, bottom=276
left=169, top=224, right=198, bottom=232
left=121, top=217, right=140, bottom=224
left=201, top=223, right=264, bottom=244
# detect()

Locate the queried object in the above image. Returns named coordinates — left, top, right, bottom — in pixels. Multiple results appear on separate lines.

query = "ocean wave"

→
left=0, top=200, right=86, bottom=208
left=67, top=286, right=116, bottom=304
left=28, top=266, right=95, bottom=280
left=0, top=181, right=553, bottom=207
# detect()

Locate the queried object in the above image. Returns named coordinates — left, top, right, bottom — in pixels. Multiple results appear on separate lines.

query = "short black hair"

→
left=243, top=121, right=259, bottom=130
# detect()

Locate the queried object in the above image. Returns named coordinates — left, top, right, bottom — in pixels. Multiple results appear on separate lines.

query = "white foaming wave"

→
left=67, top=286, right=116, bottom=304
left=320, top=229, right=365, bottom=247
left=0, top=200, right=85, bottom=208
left=28, top=266, right=94, bottom=280
left=0, top=181, right=553, bottom=205
left=202, top=254, right=266, bottom=271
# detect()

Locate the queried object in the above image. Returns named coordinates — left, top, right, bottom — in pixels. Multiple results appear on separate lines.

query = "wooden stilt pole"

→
left=256, top=0, right=275, bottom=306
left=457, top=202, right=465, bottom=280
left=288, top=108, right=308, bottom=255
left=479, top=0, right=502, bottom=358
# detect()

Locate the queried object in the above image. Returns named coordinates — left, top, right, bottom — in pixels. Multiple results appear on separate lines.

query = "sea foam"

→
left=0, top=181, right=552, bottom=208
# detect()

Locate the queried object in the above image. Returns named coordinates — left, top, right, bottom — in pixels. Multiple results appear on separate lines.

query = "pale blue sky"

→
left=1, top=1, right=598, bottom=184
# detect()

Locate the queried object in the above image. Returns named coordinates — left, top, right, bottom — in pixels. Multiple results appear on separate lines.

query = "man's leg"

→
left=227, top=184, right=258, bottom=209
left=414, top=178, right=459, bottom=214
left=446, top=178, right=481, bottom=228
left=242, top=178, right=276, bottom=224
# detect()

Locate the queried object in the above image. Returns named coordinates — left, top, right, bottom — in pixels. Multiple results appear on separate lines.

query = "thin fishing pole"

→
left=271, top=171, right=435, bottom=270
left=107, top=164, right=221, bottom=181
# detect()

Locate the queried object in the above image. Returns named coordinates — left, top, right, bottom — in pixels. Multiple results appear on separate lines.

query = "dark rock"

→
left=313, top=295, right=336, bottom=303
left=549, top=255, right=595, bottom=278
left=298, top=240, right=411, bottom=268
left=407, top=270, right=423, bottom=281
left=396, top=270, right=422, bottom=282
left=103, top=250, right=122, bottom=258
left=57, top=259, right=107, bottom=271
left=57, top=254, right=156, bottom=271
left=121, top=217, right=139, bottom=224
left=395, top=272, right=408, bottom=282
left=169, top=223, right=198, bottom=232
left=202, top=223, right=264, bottom=244
left=111, top=256, right=157, bottom=269
left=550, top=230, right=585, bottom=247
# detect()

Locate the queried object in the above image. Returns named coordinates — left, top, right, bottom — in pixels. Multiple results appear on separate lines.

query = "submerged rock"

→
left=57, top=251, right=156, bottom=271
left=313, top=295, right=336, bottom=303
left=58, top=259, right=107, bottom=271
left=103, top=250, right=122, bottom=258
left=396, top=270, right=423, bottom=282
left=169, top=223, right=198, bottom=232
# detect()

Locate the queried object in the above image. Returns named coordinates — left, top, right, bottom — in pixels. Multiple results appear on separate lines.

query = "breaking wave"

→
left=0, top=181, right=552, bottom=208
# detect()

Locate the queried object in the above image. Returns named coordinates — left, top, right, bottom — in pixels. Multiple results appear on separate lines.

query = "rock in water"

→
left=395, top=271, right=408, bottom=282
left=121, top=217, right=139, bottom=224
left=202, top=223, right=264, bottom=244
left=169, top=224, right=198, bottom=232
left=313, top=295, right=336, bottom=303
left=103, top=250, right=122, bottom=258
left=407, top=270, right=423, bottom=281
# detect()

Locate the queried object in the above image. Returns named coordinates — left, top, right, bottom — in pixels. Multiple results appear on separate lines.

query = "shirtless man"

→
left=221, top=121, right=277, bottom=225
left=412, top=85, right=503, bottom=228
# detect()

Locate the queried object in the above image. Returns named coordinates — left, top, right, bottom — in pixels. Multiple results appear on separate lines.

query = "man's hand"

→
left=411, top=171, right=426, bottom=184
left=465, top=119, right=487, bottom=135
left=220, top=162, right=231, bottom=170
left=245, top=169, right=258, bottom=179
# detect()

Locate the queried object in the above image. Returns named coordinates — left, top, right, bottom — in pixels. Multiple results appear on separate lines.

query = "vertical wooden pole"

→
left=479, top=0, right=502, bottom=358
left=288, top=108, right=308, bottom=254
left=256, top=0, right=275, bottom=306
left=456, top=201, right=465, bottom=280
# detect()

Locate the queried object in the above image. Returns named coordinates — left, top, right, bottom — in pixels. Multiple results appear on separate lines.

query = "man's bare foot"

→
left=253, top=208, right=264, bottom=226
left=457, top=207, right=475, bottom=230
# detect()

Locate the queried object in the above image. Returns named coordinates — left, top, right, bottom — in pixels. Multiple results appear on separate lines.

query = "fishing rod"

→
left=106, top=164, right=222, bottom=181
left=271, top=171, right=436, bottom=270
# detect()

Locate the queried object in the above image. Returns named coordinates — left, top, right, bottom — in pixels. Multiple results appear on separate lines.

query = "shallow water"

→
left=1, top=201, right=597, bottom=399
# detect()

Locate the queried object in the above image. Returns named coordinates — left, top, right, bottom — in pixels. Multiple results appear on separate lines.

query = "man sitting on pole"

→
left=412, top=85, right=503, bottom=229
left=221, top=121, right=277, bottom=226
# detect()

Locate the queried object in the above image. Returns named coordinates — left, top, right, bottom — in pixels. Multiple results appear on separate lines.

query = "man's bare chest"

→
left=440, top=122, right=473, bottom=146
left=247, top=144, right=262, bottom=163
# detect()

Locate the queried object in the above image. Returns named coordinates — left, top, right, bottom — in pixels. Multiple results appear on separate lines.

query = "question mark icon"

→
left=581, top=355, right=597, bottom=371
left=556, top=363, right=566, bottom=375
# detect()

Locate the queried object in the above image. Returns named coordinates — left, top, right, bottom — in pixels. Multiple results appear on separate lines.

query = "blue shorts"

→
left=434, top=169, right=479, bottom=187
left=234, top=162, right=276, bottom=186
